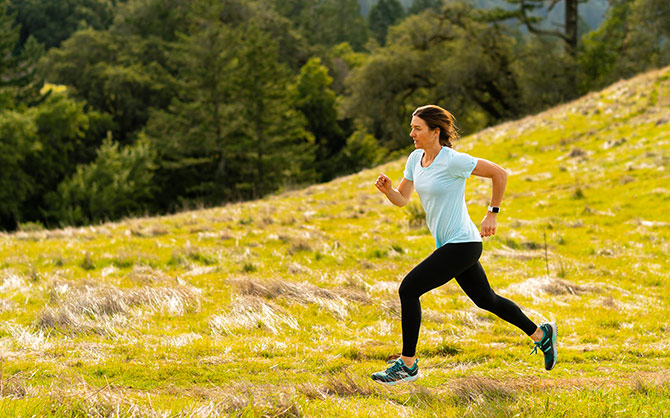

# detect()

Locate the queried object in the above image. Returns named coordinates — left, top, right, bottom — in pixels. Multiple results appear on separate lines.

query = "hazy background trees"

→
left=1, top=0, right=668, bottom=230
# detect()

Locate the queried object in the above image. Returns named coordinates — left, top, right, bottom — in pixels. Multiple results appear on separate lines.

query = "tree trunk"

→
left=517, top=0, right=581, bottom=56
left=565, top=0, right=578, bottom=55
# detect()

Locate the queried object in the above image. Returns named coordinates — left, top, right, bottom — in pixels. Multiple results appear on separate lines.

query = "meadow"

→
left=0, top=66, right=668, bottom=417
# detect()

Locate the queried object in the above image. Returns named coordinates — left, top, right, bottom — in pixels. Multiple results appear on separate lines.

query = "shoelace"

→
left=530, top=341, right=542, bottom=355
left=385, top=360, right=405, bottom=376
left=530, top=339, right=552, bottom=355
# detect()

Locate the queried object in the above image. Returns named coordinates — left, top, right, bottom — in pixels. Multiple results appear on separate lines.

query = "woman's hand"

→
left=375, top=174, right=413, bottom=207
left=375, top=173, right=392, bottom=195
left=480, top=212, right=497, bottom=237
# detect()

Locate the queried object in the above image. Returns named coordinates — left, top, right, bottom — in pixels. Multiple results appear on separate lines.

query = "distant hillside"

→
left=359, top=0, right=608, bottom=31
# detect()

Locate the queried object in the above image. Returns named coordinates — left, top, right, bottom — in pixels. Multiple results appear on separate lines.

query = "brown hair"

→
left=412, top=105, right=460, bottom=148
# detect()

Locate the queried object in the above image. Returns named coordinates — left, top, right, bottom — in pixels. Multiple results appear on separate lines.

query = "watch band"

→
left=488, top=206, right=500, bottom=213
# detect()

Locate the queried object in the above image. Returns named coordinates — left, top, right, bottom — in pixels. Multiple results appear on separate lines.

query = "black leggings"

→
left=398, top=241, right=537, bottom=357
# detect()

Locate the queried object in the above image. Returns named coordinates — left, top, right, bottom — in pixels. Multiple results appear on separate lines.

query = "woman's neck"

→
left=423, top=143, right=442, bottom=161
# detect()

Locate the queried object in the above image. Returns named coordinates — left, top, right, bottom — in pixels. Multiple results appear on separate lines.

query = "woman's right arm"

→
left=375, top=173, right=414, bottom=207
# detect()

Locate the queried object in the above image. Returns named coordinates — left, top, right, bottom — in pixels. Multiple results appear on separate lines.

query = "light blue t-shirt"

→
left=404, top=146, right=481, bottom=248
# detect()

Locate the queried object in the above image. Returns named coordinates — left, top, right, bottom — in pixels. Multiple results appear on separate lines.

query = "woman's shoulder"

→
left=443, top=147, right=474, bottom=159
left=407, top=149, right=423, bottom=161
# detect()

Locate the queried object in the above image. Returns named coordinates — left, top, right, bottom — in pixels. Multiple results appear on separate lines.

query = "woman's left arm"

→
left=471, top=159, right=508, bottom=237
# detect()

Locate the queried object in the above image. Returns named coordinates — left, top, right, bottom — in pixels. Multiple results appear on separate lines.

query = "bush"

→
left=336, top=130, right=388, bottom=174
left=55, top=134, right=157, bottom=225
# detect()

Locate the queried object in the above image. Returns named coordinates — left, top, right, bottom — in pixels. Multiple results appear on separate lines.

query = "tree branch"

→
left=518, top=0, right=569, bottom=43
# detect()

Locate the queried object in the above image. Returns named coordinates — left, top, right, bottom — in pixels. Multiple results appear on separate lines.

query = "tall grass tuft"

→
left=37, top=283, right=202, bottom=334
left=322, top=369, right=374, bottom=397
left=210, top=296, right=299, bottom=335
left=451, top=377, right=515, bottom=406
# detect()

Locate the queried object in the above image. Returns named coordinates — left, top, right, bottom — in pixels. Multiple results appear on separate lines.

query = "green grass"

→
left=1, top=67, right=669, bottom=416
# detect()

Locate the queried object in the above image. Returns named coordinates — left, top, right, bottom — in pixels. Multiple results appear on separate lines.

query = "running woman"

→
left=371, top=105, right=556, bottom=385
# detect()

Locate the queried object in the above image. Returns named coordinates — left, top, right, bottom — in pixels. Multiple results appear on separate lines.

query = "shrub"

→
left=55, top=134, right=157, bottom=225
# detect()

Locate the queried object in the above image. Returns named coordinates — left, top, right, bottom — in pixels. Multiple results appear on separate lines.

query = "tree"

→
left=9, top=0, right=117, bottom=50
left=146, top=12, right=316, bottom=205
left=0, top=0, right=43, bottom=108
left=514, top=36, right=578, bottom=111
left=579, top=0, right=670, bottom=91
left=369, top=0, right=405, bottom=46
left=0, top=90, right=112, bottom=230
left=617, top=0, right=670, bottom=75
left=344, top=2, right=523, bottom=148
left=22, top=93, right=114, bottom=224
left=144, top=12, right=239, bottom=207
left=0, top=110, right=35, bottom=230
left=408, top=0, right=442, bottom=15
left=295, top=57, right=346, bottom=181
left=578, top=0, right=631, bottom=91
left=490, top=0, right=585, bottom=56
left=270, top=0, right=369, bottom=52
left=56, top=135, right=157, bottom=226
left=231, top=23, right=316, bottom=197
left=40, top=28, right=177, bottom=142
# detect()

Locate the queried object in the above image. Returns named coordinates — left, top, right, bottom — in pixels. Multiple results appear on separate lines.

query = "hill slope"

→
left=1, top=66, right=669, bottom=415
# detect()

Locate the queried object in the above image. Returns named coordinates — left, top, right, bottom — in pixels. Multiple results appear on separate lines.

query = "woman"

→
left=371, top=105, right=556, bottom=385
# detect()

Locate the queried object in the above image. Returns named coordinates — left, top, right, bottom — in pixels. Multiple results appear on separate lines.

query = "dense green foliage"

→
left=369, top=0, right=405, bottom=45
left=0, top=0, right=43, bottom=108
left=56, top=135, right=157, bottom=225
left=8, top=0, right=120, bottom=49
left=1, top=0, right=669, bottom=230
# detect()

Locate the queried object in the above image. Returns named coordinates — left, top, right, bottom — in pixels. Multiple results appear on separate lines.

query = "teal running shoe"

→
left=371, top=358, right=419, bottom=385
left=531, top=322, right=557, bottom=370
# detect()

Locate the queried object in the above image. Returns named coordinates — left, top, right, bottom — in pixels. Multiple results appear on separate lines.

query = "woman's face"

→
left=409, top=116, right=439, bottom=149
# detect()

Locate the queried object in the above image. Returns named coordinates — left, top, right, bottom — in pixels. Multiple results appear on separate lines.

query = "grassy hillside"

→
left=1, top=66, right=669, bottom=416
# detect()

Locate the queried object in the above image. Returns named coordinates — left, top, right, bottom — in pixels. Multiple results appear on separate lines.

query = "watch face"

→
left=490, top=207, right=500, bottom=213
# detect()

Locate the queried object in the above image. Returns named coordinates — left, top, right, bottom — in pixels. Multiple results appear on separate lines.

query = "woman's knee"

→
left=471, top=292, right=497, bottom=311
left=398, top=274, right=419, bottom=300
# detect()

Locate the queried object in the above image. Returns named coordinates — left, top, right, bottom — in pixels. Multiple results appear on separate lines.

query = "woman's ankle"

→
left=530, top=326, right=545, bottom=342
left=400, top=356, right=416, bottom=367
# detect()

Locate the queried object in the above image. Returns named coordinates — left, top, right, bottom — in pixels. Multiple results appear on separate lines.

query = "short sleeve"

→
left=403, top=151, right=418, bottom=181
left=448, top=151, right=478, bottom=178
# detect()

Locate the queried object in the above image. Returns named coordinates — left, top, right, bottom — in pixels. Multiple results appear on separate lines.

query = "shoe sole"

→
left=372, top=373, right=420, bottom=386
left=546, top=322, right=557, bottom=370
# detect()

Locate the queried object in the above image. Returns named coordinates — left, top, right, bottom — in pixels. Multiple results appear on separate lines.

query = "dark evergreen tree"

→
left=408, top=0, right=442, bottom=15
left=23, top=93, right=114, bottom=224
left=0, top=0, right=43, bottom=108
left=270, top=0, right=368, bottom=52
left=55, top=135, right=157, bottom=226
left=41, top=28, right=177, bottom=143
left=145, top=14, right=240, bottom=207
left=9, top=0, right=117, bottom=50
left=369, top=0, right=405, bottom=46
left=296, top=57, right=346, bottom=181
left=232, top=22, right=316, bottom=197
left=0, top=110, right=34, bottom=230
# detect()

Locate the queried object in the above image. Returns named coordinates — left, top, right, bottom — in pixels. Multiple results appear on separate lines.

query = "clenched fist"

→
left=375, top=173, right=392, bottom=195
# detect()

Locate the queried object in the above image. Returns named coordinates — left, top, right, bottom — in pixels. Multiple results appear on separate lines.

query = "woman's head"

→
left=411, top=105, right=460, bottom=148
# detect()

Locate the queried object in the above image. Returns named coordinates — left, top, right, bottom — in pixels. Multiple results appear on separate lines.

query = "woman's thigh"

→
left=399, top=242, right=482, bottom=298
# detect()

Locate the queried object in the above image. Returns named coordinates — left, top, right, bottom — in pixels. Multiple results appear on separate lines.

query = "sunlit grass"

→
left=0, top=67, right=669, bottom=416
